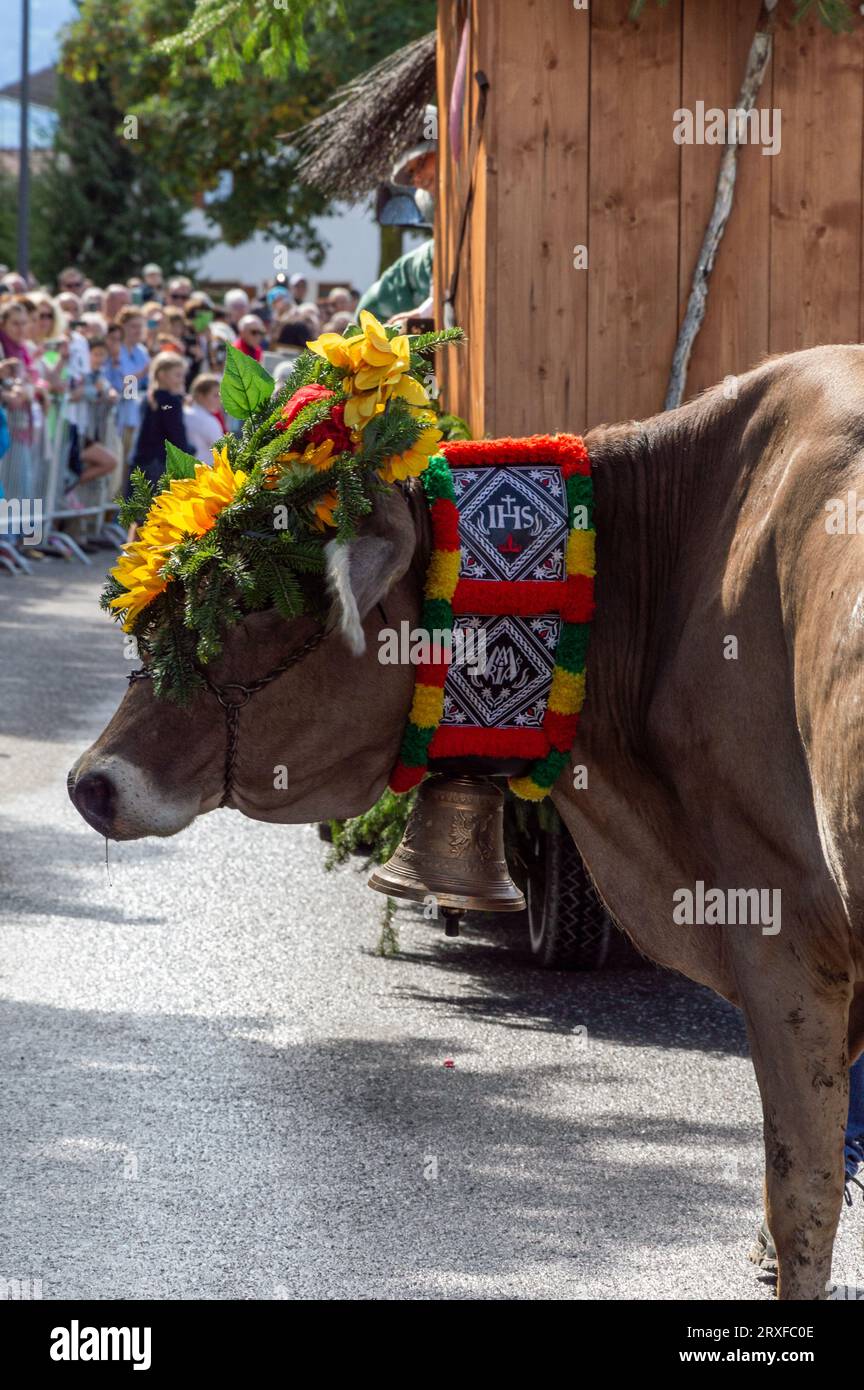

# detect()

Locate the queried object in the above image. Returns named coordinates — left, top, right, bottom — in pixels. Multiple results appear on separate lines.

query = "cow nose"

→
left=69, top=769, right=116, bottom=833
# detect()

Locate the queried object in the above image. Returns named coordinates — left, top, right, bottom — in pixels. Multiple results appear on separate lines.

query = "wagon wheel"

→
left=526, top=829, right=612, bottom=970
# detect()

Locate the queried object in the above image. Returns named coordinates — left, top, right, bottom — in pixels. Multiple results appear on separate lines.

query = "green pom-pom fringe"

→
left=399, top=722, right=438, bottom=766
left=527, top=748, right=570, bottom=790
left=555, top=622, right=591, bottom=674
left=422, top=597, right=453, bottom=631
left=422, top=454, right=456, bottom=502
left=566, top=473, right=594, bottom=526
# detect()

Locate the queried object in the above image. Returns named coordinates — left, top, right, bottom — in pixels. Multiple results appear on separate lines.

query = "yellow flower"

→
left=309, top=311, right=421, bottom=434
left=343, top=390, right=382, bottom=431
left=378, top=412, right=443, bottom=484
left=308, top=311, right=440, bottom=478
left=391, top=375, right=430, bottom=408
left=109, top=542, right=171, bottom=631
left=109, top=448, right=248, bottom=630
left=304, top=331, right=353, bottom=370
left=311, top=490, right=339, bottom=532
left=273, top=439, right=336, bottom=474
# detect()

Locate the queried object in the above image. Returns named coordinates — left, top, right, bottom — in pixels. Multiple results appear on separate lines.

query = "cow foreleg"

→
left=741, top=982, right=850, bottom=1301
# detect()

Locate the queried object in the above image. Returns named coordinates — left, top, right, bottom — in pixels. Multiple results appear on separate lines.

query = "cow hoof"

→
left=748, top=1219, right=778, bottom=1281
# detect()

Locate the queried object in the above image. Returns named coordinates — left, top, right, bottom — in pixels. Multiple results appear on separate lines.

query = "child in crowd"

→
left=63, top=321, right=117, bottom=493
left=132, top=350, right=189, bottom=488
left=184, top=373, right=226, bottom=464
left=82, top=338, right=118, bottom=452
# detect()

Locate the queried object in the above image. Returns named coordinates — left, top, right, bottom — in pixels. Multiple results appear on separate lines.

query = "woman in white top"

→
left=183, top=374, right=226, bottom=463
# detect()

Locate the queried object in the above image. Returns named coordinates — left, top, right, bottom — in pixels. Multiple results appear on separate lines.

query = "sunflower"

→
left=311, top=490, right=339, bottom=531
left=108, top=541, right=172, bottom=631
left=273, top=439, right=336, bottom=473
left=109, top=447, right=248, bottom=630
left=377, top=410, right=443, bottom=484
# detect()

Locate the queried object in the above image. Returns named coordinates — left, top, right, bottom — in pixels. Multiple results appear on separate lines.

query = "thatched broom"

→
left=285, top=31, right=436, bottom=201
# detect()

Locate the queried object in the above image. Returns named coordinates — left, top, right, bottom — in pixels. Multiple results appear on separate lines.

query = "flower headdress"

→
left=102, top=312, right=462, bottom=702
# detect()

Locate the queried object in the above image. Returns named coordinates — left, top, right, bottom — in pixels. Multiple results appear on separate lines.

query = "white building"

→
left=186, top=202, right=383, bottom=298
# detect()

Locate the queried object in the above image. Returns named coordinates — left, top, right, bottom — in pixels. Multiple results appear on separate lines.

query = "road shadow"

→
left=0, top=810, right=168, bottom=928
left=355, top=893, right=751, bottom=1058
left=0, top=994, right=771, bottom=1301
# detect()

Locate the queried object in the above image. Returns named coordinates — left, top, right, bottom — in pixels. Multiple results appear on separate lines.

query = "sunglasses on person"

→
left=170, top=292, right=190, bottom=302
left=38, top=310, right=55, bottom=320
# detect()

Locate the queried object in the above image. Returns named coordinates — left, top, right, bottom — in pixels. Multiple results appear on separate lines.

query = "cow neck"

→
left=582, top=398, right=721, bottom=756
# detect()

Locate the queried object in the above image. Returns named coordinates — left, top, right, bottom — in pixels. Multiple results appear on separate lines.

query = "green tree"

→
left=0, top=169, right=22, bottom=273
left=60, top=0, right=435, bottom=258
left=0, top=164, right=78, bottom=282
left=36, top=71, right=207, bottom=284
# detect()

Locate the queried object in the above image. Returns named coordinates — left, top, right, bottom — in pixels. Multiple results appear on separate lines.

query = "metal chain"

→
left=126, top=627, right=326, bottom=808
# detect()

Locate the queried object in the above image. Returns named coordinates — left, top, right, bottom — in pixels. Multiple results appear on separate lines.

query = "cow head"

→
left=68, top=487, right=424, bottom=839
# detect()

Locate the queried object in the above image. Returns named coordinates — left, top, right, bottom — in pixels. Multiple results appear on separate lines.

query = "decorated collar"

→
left=390, top=434, right=595, bottom=802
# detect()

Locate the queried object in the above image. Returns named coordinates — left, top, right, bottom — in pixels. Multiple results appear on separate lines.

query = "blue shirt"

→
left=116, top=343, right=149, bottom=429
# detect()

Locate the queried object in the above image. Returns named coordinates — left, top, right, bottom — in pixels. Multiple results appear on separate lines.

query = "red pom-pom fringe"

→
left=442, top=433, right=589, bottom=477
left=390, top=761, right=425, bottom=793
left=544, top=710, right=581, bottom=750
left=429, top=498, right=460, bottom=550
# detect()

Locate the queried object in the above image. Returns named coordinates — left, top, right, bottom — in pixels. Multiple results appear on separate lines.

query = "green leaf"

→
left=164, top=441, right=200, bottom=480
left=221, top=343, right=276, bottom=420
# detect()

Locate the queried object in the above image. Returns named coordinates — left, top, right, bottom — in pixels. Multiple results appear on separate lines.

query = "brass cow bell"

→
left=368, top=775, right=526, bottom=916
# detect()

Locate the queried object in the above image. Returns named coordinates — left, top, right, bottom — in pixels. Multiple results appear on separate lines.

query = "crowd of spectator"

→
left=0, top=262, right=361, bottom=556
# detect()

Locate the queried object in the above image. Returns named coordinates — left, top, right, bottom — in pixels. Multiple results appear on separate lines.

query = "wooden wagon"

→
left=433, top=0, right=864, bottom=965
left=436, top=0, right=864, bottom=434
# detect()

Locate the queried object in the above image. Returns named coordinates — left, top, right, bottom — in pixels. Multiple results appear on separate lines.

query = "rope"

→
left=127, top=626, right=326, bottom=808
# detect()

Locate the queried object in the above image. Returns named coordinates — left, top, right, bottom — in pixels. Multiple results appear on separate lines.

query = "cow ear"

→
left=323, top=488, right=416, bottom=655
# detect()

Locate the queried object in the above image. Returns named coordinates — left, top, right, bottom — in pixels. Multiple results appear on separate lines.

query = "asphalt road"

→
left=1, top=562, right=861, bottom=1301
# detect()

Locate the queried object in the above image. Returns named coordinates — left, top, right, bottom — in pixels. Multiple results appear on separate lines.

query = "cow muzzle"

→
left=67, top=753, right=203, bottom=840
left=68, top=767, right=116, bottom=836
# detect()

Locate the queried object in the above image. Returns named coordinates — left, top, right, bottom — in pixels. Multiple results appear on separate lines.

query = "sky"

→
left=1, top=0, right=75, bottom=89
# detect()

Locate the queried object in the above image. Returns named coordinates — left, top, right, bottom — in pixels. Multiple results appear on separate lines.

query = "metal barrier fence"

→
left=0, top=389, right=126, bottom=576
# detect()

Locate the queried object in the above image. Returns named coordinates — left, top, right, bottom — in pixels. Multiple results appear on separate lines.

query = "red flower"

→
left=276, top=383, right=354, bottom=454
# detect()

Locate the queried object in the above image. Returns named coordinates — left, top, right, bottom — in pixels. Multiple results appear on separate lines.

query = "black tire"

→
left=526, top=829, right=612, bottom=969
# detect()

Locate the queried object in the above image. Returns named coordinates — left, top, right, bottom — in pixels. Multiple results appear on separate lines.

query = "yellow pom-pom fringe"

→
left=547, top=667, right=586, bottom=715
left=409, top=682, right=445, bottom=729
left=425, top=548, right=462, bottom=600
left=566, top=527, right=595, bottom=577
left=508, top=776, right=549, bottom=801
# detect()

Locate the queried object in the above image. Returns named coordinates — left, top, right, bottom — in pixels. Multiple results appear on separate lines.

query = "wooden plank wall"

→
left=436, top=0, right=864, bottom=438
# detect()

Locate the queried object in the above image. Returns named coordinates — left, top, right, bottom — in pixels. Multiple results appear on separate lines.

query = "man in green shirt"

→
left=357, top=130, right=436, bottom=325
left=357, top=238, right=433, bottom=323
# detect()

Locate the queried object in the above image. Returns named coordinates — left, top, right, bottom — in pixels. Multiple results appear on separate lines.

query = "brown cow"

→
left=69, top=344, right=864, bottom=1299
